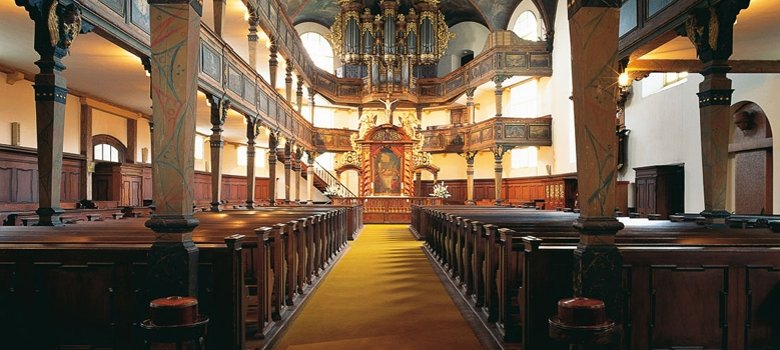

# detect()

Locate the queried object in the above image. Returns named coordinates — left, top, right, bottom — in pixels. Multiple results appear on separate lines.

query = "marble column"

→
left=79, top=100, right=93, bottom=201
left=208, top=95, right=228, bottom=212
left=568, top=0, right=624, bottom=322
left=464, top=151, right=477, bottom=205
left=284, top=140, right=292, bottom=204
left=269, top=38, right=278, bottom=90
left=306, top=150, right=316, bottom=205
left=268, top=132, right=278, bottom=206
left=686, top=1, right=747, bottom=225
left=296, top=76, right=304, bottom=113
left=146, top=0, right=202, bottom=299
left=465, top=87, right=476, bottom=124
left=493, top=76, right=507, bottom=118
left=245, top=116, right=259, bottom=209
left=492, top=146, right=509, bottom=206
left=285, top=63, right=294, bottom=102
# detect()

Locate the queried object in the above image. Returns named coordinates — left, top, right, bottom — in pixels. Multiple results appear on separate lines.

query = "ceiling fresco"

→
left=281, top=0, right=549, bottom=31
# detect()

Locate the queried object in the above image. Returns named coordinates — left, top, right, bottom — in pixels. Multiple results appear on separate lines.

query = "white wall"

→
left=92, top=109, right=128, bottom=146
left=623, top=72, right=780, bottom=214
left=437, top=22, right=490, bottom=77
left=545, top=0, right=577, bottom=175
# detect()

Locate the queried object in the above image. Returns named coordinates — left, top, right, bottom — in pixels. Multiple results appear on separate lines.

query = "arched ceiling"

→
left=281, top=0, right=538, bottom=31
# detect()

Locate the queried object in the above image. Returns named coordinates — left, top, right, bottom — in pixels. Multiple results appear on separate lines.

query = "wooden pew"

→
left=414, top=205, right=780, bottom=349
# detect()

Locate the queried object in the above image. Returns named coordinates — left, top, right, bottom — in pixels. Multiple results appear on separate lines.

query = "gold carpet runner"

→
left=273, top=224, right=485, bottom=349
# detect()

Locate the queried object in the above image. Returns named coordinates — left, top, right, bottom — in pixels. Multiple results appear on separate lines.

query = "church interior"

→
left=1, top=0, right=779, bottom=348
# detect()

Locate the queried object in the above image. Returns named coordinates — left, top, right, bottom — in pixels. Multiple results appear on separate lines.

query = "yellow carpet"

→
left=273, top=225, right=485, bottom=350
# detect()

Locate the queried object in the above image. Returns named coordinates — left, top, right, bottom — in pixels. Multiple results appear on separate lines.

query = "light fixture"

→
left=618, top=72, right=630, bottom=88
left=144, top=70, right=150, bottom=77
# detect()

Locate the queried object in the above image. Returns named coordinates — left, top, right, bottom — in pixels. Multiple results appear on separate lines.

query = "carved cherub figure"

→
left=49, top=2, right=82, bottom=52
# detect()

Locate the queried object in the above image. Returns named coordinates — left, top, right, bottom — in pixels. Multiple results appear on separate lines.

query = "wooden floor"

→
left=271, top=224, right=489, bottom=350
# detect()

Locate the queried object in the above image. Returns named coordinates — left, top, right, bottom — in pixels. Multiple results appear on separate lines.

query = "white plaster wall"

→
left=0, top=72, right=80, bottom=153
left=437, top=22, right=490, bottom=77
left=545, top=0, right=577, bottom=175
left=420, top=109, right=450, bottom=128
left=136, top=119, right=152, bottom=163
left=92, top=109, right=128, bottom=146
left=622, top=73, right=780, bottom=213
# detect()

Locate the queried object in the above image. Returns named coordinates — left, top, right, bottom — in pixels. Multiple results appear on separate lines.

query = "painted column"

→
left=79, top=100, right=93, bottom=201
left=246, top=116, right=259, bottom=209
left=285, top=63, right=294, bottom=102
left=492, top=146, right=508, bottom=205
left=269, top=38, right=278, bottom=90
left=493, top=76, right=507, bottom=118
left=686, top=1, right=748, bottom=225
left=284, top=139, right=292, bottom=204
left=568, top=0, right=623, bottom=322
left=306, top=150, right=316, bottom=205
left=296, top=76, right=304, bottom=113
left=268, top=132, right=278, bottom=206
left=464, top=151, right=477, bottom=205
left=465, top=87, right=476, bottom=124
left=208, top=95, right=227, bottom=212
left=146, top=0, right=202, bottom=298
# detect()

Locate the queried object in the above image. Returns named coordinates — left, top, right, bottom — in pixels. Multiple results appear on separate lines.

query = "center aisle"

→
left=273, top=224, right=486, bottom=350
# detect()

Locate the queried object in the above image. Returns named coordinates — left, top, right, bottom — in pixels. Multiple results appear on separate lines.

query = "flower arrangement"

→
left=323, top=184, right=342, bottom=197
left=430, top=181, right=451, bottom=198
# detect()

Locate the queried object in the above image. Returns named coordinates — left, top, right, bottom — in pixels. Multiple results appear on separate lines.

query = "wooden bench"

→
left=85, top=213, right=102, bottom=221
left=413, top=205, right=780, bottom=349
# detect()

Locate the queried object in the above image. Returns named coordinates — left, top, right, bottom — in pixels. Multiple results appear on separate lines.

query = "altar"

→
left=333, top=197, right=442, bottom=224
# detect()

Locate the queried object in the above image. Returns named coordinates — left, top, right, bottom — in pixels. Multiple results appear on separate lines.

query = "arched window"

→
left=512, top=11, right=538, bottom=41
left=92, top=134, right=126, bottom=163
left=300, top=32, right=334, bottom=72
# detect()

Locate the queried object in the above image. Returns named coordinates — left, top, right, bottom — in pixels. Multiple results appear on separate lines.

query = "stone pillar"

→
left=247, top=15, right=258, bottom=70
left=208, top=95, right=228, bottom=212
left=492, top=146, right=509, bottom=206
left=464, top=151, right=477, bottom=205
left=686, top=1, right=748, bottom=225
left=294, top=147, right=303, bottom=203
left=146, top=0, right=202, bottom=299
left=246, top=116, right=259, bottom=209
left=306, top=150, right=316, bottom=205
left=79, top=100, right=93, bottom=201
left=284, top=139, right=292, bottom=204
left=269, top=38, right=278, bottom=90
left=308, top=89, right=317, bottom=125
left=466, top=87, right=476, bottom=124
left=285, top=63, right=294, bottom=102
left=296, top=76, right=304, bottom=113
left=493, top=76, right=507, bottom=118
left=568, top=0, right=624, bottom=323
left=268, top=132, right=278, bottom=206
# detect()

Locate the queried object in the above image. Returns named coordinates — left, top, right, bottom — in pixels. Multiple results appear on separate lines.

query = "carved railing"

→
left=313, top=116, right=552, bottom=154
left=312, top=159, right=356, bottom=198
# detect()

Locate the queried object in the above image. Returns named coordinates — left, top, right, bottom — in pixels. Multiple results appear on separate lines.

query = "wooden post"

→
left=464, top=151, right=477, bottom=204
left=466, top=87, right=476, bottom=124
left=268, top=132, right=278, bottom=206
left=248, top=15, right=258, bottom=70
left=269, top=38, right=278, bottom=90
left=246, top=116, right=259, bottom=209
left=494, top=76, right=507, bottom=118
left=306, top=150, right=316, bottom=205
left=294, top=147, right=303, bottom=203
left=213, top=0, right=225, bottom=36
left=686, top=1, right=749, bottom=225
left=79, top=99, right=93, bottom=201
left=296, top=76, right=304, bottom=113
left=126, top=118, right=137, bottom=163
left=208, top=95, right=227, bottom=212
left=493, top=146, right=509, bottom=206
left=146, top=0, right=202, bottom=299
left=284, top=139, right=292, bottom=204
left=285, top=63, right=294, bottom=102
left=568, top=0, right=624, bottom=323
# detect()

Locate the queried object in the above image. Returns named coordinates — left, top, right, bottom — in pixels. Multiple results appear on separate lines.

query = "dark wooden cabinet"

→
left=93, top=163, right=147, bottom=206
left=634, top=164, right=684, bottom=219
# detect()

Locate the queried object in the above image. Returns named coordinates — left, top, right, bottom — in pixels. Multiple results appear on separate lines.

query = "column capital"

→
left=492, top=145, right=512, bottom=160
left=685, top=0, right=749, bottom=63
left=493, top=75, right=509, bottom=88
left=465, top=87, right=476, bottom=98
left=460, top=150, right=478, bottom=163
